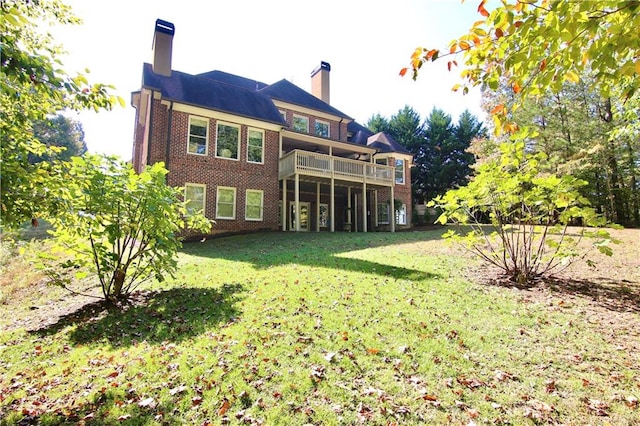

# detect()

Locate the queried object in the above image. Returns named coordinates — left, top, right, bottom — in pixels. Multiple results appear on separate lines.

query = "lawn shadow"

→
left=30, top=284, right=244, bottom=347
left=182, top=229, right=449, bottom=281
left=544, top=275, right=640, bottom=313
left=477, top=267, right=640, bottom=314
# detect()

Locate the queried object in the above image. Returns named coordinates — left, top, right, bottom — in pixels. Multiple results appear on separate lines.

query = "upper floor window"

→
left=245, top=189, right=264, bottom=221
left=216, top=186, right=236, bottom=219
left=185, top=183, right=206, bottom=215
left=376, top=158, right=387, bottom=166
left=292, top=115, right=309, bottom=133
left=188, top=117, right=208, bottom=155
left=216, top=122, right=240, bottom=160
left=247, top=128, right=264, bottom=164
left=395, top=159, right=405, bottom=184
left=315, top=120, right=329, bottom=138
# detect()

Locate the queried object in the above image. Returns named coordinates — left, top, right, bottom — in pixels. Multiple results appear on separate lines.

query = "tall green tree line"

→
left=368, top=106, right=485, bottom=204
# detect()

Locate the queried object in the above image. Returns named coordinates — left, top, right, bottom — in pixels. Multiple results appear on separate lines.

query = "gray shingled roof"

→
left=196, top=70, right=269, bottom=91
left=366, top=132, right=412, bottom=155
left=259, top=79, right=352, bottom=120
left=141, top=63, right=409, bottom=155
left=142, top=63, right=284, bottom=125
left=347, top=121, right=412, bottom=155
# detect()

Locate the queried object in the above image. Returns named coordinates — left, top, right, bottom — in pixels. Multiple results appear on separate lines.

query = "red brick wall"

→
left=136, top=100, right=413, bottom=235
left=280, top=108, right=348, bottom=142
left=161, top=109, right=280, bottom=236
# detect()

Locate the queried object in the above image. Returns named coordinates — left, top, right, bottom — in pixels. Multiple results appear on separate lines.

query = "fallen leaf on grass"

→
left=192, top=395, right=203, bottom=406
left=117, top=414, right=131, bottom=421
left=625, top=395, right=638, bottom=409
left=218, top=398, right=231, bottom=416
left=169, top=385, right=187, bottom=396
left=494, top=370, right=513, bottom=382
left=138, top=397, right=156, bottom=409
left=587, top=399, right=610, bottom=416
left=324, top=352, right=337, bottom=362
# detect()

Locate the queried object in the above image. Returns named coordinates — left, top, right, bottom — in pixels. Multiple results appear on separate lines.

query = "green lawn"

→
left=1, top=230, right=638, bottom=425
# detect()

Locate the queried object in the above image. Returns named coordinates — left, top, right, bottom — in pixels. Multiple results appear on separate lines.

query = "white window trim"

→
left=187, top=116, right=209, bottom=156
left=246, top=128, right=265, bottom=164
left=292, top=114, right=309, bottom=133
left=396, top=203, right=407, bottom=225
left=215, top=121, right=240, bottom=161
left=279, top=110, right=287, bottom=122
left=315, top=120, right=330, bottom=138
left=395, top=159, right=405, bottom=185
left=245, top=189, right=264, bottom=221
left=184, top=183, right=206, bottom=216
left=216, top=186, right=237, bottom=220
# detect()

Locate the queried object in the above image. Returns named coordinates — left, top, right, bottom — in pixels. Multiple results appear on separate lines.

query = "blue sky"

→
left=52, top=0, right=489, bottom=159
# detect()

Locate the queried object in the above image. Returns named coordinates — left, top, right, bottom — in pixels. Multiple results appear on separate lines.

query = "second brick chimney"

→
left=152, top=19, right=175, bottom=77
left=311, top=61, right=331, bottom=104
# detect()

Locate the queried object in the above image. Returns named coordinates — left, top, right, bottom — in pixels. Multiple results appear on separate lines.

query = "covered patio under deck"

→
left=279, top=149, right=396, bottom=232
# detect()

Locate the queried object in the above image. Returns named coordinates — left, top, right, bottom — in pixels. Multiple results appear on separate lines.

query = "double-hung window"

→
left=216, top=122, right=240, bottom=160
left=185, top=183, right=206, bottom=215
left=245, top=189, right=263, bottom=221
left=247, top=128, right=264, bottom=164
left=377, top=203, right=390, bottom=224
left=314, top=120, right=329, bottom=138
left=292, top=115, right=309, bottom=133
left=395, top=159, right=405, bottom=184
left=188, top=117, right=208, bottom=155
left=216, top=187, right=236, bottom=219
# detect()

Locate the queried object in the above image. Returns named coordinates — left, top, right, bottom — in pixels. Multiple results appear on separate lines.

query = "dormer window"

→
left=315, top=120, right=329, bottom=138
left=292, top=115, right=309, bottom=133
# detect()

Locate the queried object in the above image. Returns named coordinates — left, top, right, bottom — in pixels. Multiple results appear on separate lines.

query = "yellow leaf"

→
left=565, top=71, right=580, bottom=83
left=636, top=60, right=640, bottom=74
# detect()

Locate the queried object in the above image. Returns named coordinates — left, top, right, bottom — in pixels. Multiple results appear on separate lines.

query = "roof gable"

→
left=367, top=132, right=412, bottom=155
left=259, top=79, right=352, bottom=120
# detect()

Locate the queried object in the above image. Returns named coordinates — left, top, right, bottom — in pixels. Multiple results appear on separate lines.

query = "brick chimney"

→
left=311, top=61, right=331, bottom=104
left=152, top=19, right=175, bottom=77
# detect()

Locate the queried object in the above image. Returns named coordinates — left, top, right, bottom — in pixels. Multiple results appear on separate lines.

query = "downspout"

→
left=165, top=101, right=174, bottom=180
left=146, top=92, right=155, bottom=166
left=338, top=117, right=343, bottom=141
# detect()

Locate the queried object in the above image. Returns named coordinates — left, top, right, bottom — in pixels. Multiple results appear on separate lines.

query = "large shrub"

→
left=430, top=142, right=617, bottom=285
left=42, top=155, right=211, bottom=302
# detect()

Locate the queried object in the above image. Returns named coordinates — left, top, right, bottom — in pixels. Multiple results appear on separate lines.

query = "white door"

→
left=290, top=202, right=310, bottom=231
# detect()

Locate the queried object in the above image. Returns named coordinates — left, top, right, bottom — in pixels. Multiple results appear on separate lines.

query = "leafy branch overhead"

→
left=1, top=0, right=124, bottom=228
left=401, top=0, right=640, bottom=134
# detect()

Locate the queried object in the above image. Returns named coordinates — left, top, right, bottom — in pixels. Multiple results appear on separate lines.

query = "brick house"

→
left=131, top=20, right=413, bottom=235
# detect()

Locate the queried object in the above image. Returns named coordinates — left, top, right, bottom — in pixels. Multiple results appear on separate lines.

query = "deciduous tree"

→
left=30, top=114, right=87, bottom=163
left=402, top=0, right=640, bottom=135
left=0, top=0, right=122, bottom=228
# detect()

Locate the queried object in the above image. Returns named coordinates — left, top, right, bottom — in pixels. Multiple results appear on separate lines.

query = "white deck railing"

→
left=279, top=150, right=394, bottom=186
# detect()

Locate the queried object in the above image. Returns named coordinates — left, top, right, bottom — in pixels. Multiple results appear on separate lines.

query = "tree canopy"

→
left=31, top=114, right=87, bottom=163
left=1, top=0, right=122, bottom=228
left=402, top=0, right=640, bottom=135
left=367, top=106, right=485, bottom=204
